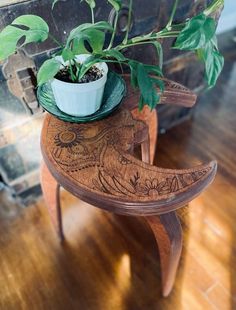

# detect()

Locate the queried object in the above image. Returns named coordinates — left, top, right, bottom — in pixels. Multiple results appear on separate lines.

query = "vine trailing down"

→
left=0, top=0, right=224, bottom=111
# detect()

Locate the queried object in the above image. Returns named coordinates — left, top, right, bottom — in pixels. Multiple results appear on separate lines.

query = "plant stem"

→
left=123, top=0, right=133, bottom=45
left=73, top=59, right=81, bottom=80
left=108, top=11, right=119, bottom=50
left=69, top=59, right=77, bottom=81
left=116, top=40, right=159, bottom=50
left=204, top=0, right=224, bottom=16
left=116, top=0, right=222, bottom=51
left=166, top=0, right=179, bottom=30
left=116, top=30, right=182, bottom=51
left=91, top=7, right=95, bottom=23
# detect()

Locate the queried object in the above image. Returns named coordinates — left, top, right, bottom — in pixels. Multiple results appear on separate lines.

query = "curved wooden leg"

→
left=40, top=161, right=64, bottom=241
left=148, top=109, right=158, bottom=165
left=145, top=211, right=182, bottom=297
left=141, top=136, right=150, bottom=164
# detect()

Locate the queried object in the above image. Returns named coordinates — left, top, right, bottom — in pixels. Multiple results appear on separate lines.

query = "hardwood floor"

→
left=0, top=52, right=236, bottom=309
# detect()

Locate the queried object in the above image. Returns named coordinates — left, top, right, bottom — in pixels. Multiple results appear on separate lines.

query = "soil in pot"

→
left=55, top=64, right=103, bottom=83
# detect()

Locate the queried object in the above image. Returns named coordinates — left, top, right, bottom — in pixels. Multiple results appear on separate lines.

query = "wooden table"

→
left=40, top=77, right=217, bottom=297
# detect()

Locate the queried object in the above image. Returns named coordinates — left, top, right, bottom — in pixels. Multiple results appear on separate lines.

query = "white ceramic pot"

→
left=51, top=54, right=108, bottom=117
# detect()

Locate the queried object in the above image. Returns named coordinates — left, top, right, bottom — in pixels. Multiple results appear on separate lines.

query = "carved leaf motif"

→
left=112, top=175, right=136, bottom=195
left=170, top=176, right=179, bottom=192
left=130, top=171, right=140, bottom=188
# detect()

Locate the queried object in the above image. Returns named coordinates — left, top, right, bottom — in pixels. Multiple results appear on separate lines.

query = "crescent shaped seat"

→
left=41, top=109, right=216, bottom=217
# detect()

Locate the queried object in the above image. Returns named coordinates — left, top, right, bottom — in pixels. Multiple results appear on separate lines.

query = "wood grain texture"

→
left=40, top=162, right=64, bottom=241
left=130, top=106, right=158, bottom=165
left=122, top=75, right=197, bottom=111
left=145, top=212, right=183, bottom=297
left=40, top=159, right=184, bottom=297
left=0, top=52, right=235, bottom=309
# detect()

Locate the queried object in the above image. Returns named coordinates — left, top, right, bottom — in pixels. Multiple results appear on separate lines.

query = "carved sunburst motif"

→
left=54, top=128, right=83, bottom=148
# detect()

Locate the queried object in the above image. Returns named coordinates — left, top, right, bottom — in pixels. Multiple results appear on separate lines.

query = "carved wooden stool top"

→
left=41, top=107, right=216, bottom=216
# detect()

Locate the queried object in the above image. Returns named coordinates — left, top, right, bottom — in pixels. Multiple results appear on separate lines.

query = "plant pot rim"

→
left=53, top=70, right=106, bottom=86
left=53, top=54, right=108, bottom=86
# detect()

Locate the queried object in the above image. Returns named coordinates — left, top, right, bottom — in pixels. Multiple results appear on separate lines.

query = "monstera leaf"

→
left=67, top=21, right=113, bottom=44
left=71, top=29, right=106, bottom=54
left=174, top=13, right=216, bottom=50
left=0, top=15, right=49, bottom=60
left=66, top=21, right=113, bottom=54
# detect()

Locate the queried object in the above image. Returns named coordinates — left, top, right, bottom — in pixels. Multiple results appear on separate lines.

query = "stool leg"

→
left=131, top=107, right=158, bottom=165
left=148, top=109, right=158, bottom=165
left=141, top=136, right=150, bottom=164
left=40, top=161, right=64, bottom=241
left=145, top=212, right=182, bottom=297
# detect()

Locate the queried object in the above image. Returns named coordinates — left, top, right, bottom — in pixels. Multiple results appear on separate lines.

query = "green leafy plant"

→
left=0, top=0, right=224, bottom=110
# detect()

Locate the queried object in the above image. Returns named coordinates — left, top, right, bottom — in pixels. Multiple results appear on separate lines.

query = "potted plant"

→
left=0, top=0, right=224, bottom=117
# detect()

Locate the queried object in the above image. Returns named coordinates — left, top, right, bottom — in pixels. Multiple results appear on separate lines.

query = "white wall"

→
left=217, top=0, right=236, bottom=34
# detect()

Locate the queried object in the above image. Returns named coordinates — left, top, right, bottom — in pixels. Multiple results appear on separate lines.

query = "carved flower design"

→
left=54, top=128, right=84, bottom=148
left=144, top=178, right=159, bottom=196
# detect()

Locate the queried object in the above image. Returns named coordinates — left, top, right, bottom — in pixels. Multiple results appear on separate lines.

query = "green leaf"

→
left=127, top=60, right=164, bottom=110
left=78, top=55, right=100, bottom=79
left=107, top=0, right=122, bottom=11
left=62, top=48, right=75, bottom=61
left=71, top=38, right=89, bottom=54
left=85, top=29, right=105, bottom=53
left=128, top=60, right=138, bottom=88
left=137, top=63, right=160, bottom=110
left=71, top=21, right=113, bottom=34
left=70, top=28, right=105, bottom=54
left=37, top=58, right=61, bottom=85
left=77, top=53, right=125, bottom=79
left=197, top=38, right=224, bottom=88
left=0, top=15, right=49, bottom=60
left=151, top=77, right=165, bottom=92
left=67, top=22, right=113, bottom=46
left=67, top=29, right=89, bottom=49
left=138, top=94, right=145, bottom=111
left=102, top=50, right=127, bottom=61
left=174, top=13, right=216, bottom=50
left=67, top=21, right=113, bottom=53
left=128, top=37, right=163, bottom=69
left=0, top=26, right=25, bottom=60
left=68, top=23, right=92, bottom=37
left=78, top=54, right=125, bottom=79
left=12, top=15, right=49, bottom=44
left=210, top=34, right=218, bottom=50
left=143, top=64, right=163, bottom=77
left=151, top=41, right=163, bottom=69
left=205, top=50, right=224, bottom=87
left=87, top=21, right=113, bottom=31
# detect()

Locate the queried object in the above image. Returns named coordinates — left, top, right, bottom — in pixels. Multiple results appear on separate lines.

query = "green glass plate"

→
left=37, top=71, right=126, bottom=123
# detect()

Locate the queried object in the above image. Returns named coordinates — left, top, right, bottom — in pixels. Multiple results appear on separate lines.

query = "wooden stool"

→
left=40, top=78, right=217, bottom=297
